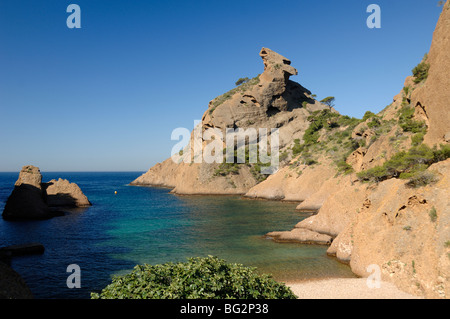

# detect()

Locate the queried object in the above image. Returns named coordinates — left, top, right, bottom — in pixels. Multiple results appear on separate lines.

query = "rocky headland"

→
left=131, top=2, right=450, bottom=298
left=130, top=47, right=333, bottom=193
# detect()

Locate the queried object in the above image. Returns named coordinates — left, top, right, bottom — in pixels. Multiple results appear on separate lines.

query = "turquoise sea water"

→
left=0, top=172, right=355, bottom=299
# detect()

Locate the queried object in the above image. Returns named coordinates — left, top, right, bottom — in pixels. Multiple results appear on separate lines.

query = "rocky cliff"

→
left=132, top=2, right=450, bottom=299
left=411, top=1, right=450, bottom=145
left=130, top=48, right=331, bottom=193
left=261, top=2, right=450, bottom=299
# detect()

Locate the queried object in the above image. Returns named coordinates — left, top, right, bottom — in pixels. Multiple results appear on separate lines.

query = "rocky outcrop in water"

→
left=2, top=165, right=91, bottom=220
left=2, top=166, right=51, bottom=220
left=44, top=178, right=91, bottom=208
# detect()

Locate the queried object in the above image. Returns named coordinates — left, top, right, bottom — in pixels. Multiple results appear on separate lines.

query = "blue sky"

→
left=0, top=0, right=444, bottom=172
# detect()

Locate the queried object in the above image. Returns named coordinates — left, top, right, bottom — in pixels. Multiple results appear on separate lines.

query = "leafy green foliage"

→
left=412, top=54, right=430, bottom=84
left=235, top=77, right=250, bottom=86
left=397, top=103, right=427, bottom=134
left=304, top=110, right=340, bottom=145
left=214, top=162, right=240, bottom=176
left=91, top=256, right=297, bottom=299
left=290, top=110, right=362, bottom=173
left=211, top=75, right=260, bottom=109
left=428, top=207, right=437, bottom=223
left=336, top=160, right=354, bottom=175
left=366, top=117, right=381, bottom=129
left=320, top=96, right=335, bottom=109
left=337, top=115, right=361, bottom=128
left=357, top=144, right=449, bottom=183
left=405, top=170, right=438, bottom=188
left=411, top=132, right=425, bottom=146
left=213, top=146, right=272, bottom=182
left=362, top=111, right=377, bottom=121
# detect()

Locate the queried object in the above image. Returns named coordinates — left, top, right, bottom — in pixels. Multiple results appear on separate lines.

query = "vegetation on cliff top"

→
left=210, top=75, right=261, bottom=113
left=91, top=256, right=297, bottom=299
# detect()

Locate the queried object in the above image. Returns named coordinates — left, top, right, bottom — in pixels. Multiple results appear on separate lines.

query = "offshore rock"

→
left=2, top=165, right=91, bottom=220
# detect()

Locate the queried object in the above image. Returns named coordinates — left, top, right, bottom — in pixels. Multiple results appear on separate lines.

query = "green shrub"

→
left=320, top=96, right=335, bottom=109
left=292, top=142, right=303, bottom=157
left=411, top=132, right=425, bottom=146
left=214, top=162, right=240, bottom=176
left=235, top=77, right=250, bottom=86
left=250, top=163, right=270, bottom=182
left=214, top=146, right=272, bottom=182
left=337, top=115, right=362, bottom=128
left=412, top=54, right=430, bottom=84
left=357, top=143, right=449, bottom=183
left=367, top=117, right=381, bottom=129
left=433, top=143, right=450, bottom=162
left=403, top=86, right=410, bottom=96
left=279, top=151, right=289, bottom=162
left=362, top=111, right=377, bottom=121
left=212, top=75, right=260, bottom=108
left=303, top=110, right=340, bottom=145
left=405, top=170, right=438, bottom=188
left=91, top=256, right=297, bottom=299
left=397, top=105, right=427, bottom=134
left=303, top=157, right=317, bottom=166
left=336, top=160, right=354, bottom=175
left=357, top=165, right=390, bottom=183
left=429, top=207, right=437, bottom=223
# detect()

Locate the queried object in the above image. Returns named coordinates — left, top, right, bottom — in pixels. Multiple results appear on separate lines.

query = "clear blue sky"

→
left=0, top=0, right=444, bottom=172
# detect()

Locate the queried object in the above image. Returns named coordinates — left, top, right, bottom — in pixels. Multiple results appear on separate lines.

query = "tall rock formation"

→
left=2, top=166, right=51, bottom=220
left=131, top=48, right=331, bottom=194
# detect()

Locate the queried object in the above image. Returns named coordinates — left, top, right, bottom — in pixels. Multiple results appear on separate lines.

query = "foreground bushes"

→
left=91, top=256, right=297, bottom=299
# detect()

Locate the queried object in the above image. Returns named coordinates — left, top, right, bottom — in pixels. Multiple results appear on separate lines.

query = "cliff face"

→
left=411, top=1, right=450, bottom=145
left=329, top=160, right=449, bottom=298
left=264, top=2, right=450, bottom=298
left=131, top=48, right=331, bottom=193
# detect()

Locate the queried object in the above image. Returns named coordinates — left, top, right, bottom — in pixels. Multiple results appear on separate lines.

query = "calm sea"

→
left=0, top=172, right=355, bottom=299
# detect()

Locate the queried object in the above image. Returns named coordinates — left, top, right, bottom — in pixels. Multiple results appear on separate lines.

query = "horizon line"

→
left=0, top=170, right=146, bottom=173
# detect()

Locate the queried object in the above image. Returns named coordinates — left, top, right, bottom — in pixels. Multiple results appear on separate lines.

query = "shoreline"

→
left=285, top=278, right=422, bottom=299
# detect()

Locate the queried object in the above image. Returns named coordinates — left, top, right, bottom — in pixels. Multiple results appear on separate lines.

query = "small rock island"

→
left=2, top=165, right=91, bottom=221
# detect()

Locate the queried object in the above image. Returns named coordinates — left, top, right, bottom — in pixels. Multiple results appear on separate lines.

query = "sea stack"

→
left=2, top=165, right=91, bottom=221
left=2, top=166, right=51, bottom=220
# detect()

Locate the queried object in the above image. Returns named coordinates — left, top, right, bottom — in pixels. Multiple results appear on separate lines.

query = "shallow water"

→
left=0, top=172, right=355, bottom=299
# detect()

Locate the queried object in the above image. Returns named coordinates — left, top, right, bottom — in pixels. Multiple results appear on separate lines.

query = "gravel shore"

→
left=287, top=278, right=422, bottom=299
